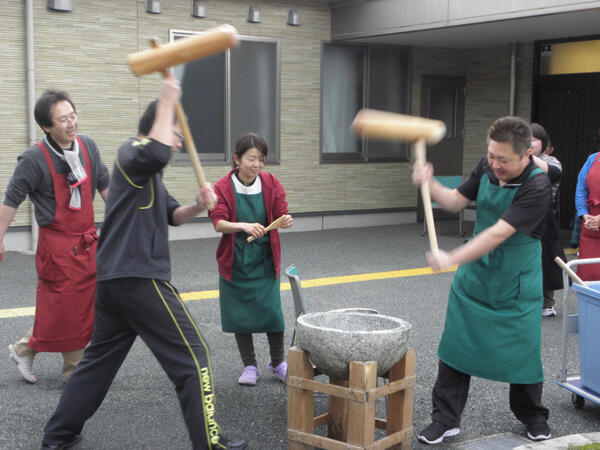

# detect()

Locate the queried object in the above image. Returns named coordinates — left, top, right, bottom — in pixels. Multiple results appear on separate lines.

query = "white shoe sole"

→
left=527, top=431, right=551, bottom=441
left=418, top=427, right=460, bottom=444
left=8, top=344, right=37, bottom=383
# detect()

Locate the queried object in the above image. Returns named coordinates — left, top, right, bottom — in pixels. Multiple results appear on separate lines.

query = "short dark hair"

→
left=34, top=89, right=76, bottom=130
left=138, top=99, right=158, bottom=136
left=233, top=132, right=268, bottom=167
left=530, top=123, right=550, bottom=152
left=487, top=116, right=532, bottom=157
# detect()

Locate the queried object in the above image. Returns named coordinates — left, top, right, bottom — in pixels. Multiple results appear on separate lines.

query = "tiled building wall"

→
left=0, top=1, right=536, bottom=231
left=1, top=0, right=415, bottom=232
left=412, top=43, right=534, bottom=178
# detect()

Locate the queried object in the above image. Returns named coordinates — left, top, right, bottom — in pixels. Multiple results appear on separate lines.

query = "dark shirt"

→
left=457, top=156, right=551, bottom=239
left=96, top=138, right=180, bottom=282
left=3, top=135, right=109, bottom=226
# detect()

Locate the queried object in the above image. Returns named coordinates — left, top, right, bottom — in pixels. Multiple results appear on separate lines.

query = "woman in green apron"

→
left=209, top=133, right=293, bottom=386
left=412, top=117, right=552, bottom=445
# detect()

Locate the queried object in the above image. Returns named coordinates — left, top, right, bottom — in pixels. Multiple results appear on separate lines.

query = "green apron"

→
left=218, top=182, right=284, bottom=334
left=438, top=169, right=544, bottom=384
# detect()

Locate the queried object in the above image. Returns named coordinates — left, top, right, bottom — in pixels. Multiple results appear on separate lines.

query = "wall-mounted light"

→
left=47, top=0, right=72, bottom=12
left=192, top=0, right=206, bottom=18
left=247, top=5, right=261, bottom=23
left=287, top=9, right=300, bottom=26
left=146, top=0, right=161, bottom=14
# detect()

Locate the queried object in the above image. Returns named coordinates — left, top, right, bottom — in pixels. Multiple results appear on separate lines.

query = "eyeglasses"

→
left=174, top=131, right=184, bottom=142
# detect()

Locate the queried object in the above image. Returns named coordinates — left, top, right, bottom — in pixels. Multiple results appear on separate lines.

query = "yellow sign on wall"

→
left=540, top=40, right=600, bottom=75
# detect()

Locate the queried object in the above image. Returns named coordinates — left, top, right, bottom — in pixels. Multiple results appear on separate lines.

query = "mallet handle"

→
left=415, top=139, right=439, bottom=254
left=554, top=256, right=585, bottom=285
left=150, top=38, right=213, bottom=210
left=247, top=215, right=285, bottom=243
left=352, top=109, right=446, bottom=145
left=129, top=25, right=239, bottom=76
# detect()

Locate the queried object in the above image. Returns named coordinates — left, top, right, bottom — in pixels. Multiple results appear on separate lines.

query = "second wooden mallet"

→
left=352, top=109, right=446, bottom=254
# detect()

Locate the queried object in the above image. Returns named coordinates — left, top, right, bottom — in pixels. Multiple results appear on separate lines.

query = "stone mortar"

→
left=296, top=311, right=411, bottom=379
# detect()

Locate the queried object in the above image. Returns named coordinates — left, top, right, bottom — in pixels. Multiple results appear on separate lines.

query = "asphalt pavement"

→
left=1, top=221, right=599, bottom=449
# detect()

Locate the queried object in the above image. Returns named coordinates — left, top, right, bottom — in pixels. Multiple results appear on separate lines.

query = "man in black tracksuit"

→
left=42, top=76, right=247, bottom=450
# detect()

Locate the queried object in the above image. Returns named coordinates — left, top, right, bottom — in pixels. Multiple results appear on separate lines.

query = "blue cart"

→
left=555, top=257, right=600, bottom=409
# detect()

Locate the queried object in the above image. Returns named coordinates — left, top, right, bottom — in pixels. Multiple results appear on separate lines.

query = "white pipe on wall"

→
left=509, top=42, right=516, bottom=116
left=26, top=0, right=39, bottom=253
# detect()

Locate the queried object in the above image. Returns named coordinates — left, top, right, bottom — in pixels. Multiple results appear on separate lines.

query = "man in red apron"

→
left=0, top=89, right=109, bottom=383
left=413, top=117, right=552, bottom=444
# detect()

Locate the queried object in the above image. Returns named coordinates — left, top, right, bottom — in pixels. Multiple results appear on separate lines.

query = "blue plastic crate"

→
left=573, top=282, right=600, bottom=395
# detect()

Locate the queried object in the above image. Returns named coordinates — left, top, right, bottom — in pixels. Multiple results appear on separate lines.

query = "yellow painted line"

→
left=1, top=265, right=457, bottom=319
left=0, top=307, right=36, bottom=319
left=180, top=265, right=457, bottom=301
left=564, top=248, right=578, bottom=255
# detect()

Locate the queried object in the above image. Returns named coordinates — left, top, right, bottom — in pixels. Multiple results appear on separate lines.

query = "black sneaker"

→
left=40, top=434, right=82, bottom=449
left=527, top=422, right=551, bottom=441
left=418, top=421, right=460, bottom=445
left=216, top=435, right=248, bottom=449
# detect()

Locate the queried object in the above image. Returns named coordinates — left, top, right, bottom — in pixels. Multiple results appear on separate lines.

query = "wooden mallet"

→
left=247, top=215, right=286, bottom=243
left=352, top=109, right=446, bottom=254
left=127, top=25, right=240, bottom=209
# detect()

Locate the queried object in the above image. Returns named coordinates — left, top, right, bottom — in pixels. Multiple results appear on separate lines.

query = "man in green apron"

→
left=413, top=117, right=552, bottom=445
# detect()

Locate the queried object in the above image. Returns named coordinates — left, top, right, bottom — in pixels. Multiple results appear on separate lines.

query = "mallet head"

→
left=352, top=109, right=446, bottom=145
left=127, top=24, right=240, bottom=76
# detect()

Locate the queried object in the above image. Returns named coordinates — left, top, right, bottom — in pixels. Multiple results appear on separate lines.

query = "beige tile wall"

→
left=0, top=1, right=535, bottom=230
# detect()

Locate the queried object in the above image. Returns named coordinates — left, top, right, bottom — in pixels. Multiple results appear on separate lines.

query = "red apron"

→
left=578, top=153, right=600, bottom=281
left=29, top=137, right=97, bottom=352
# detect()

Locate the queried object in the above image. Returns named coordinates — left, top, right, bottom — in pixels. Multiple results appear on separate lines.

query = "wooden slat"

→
left=287, top=347, right=316, bottom=450
left=313, top=413, right=329, bottom=428
left=346, top=361, right=378, bottom=447
left=287, top=376, right=367, bottom=402
left=386, top=349, right=416, bottom=450
left=328, top=378, right=349, bottom=441
left=369, top=375, right=416, bottom=399
left=367, top=428, right=414, bottom=450
left=374, top=418, right=387, bottom=430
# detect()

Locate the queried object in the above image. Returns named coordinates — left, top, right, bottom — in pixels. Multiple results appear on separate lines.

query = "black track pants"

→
left=431, top=359, right=549, bottom=428
left=43, top=278, right=225, bottom=450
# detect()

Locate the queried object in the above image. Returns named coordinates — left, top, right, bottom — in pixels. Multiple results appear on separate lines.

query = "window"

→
left=320, top=43, right=410, bottom=163
left=170, top=30, right=280, bottom=164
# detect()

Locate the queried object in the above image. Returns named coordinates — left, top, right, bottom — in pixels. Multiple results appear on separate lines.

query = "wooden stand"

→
left=287, top=347, right=415, bottom=450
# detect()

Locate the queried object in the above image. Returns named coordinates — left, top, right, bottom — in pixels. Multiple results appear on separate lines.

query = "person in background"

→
left=530, top=123, right=566, bottom=317
left=209, top=132, right=293, bottom=387
left=1, top=89, right=109, bottom=383
left=575, top=128, right=600, bottom=281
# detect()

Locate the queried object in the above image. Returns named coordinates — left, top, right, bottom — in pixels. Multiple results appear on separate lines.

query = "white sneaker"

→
left=8, top=344, right=37, bottom=383
left=542, top=307, right=557, bottom=317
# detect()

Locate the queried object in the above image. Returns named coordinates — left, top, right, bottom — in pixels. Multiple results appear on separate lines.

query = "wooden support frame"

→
left=287, top=347, right=415, bottom=450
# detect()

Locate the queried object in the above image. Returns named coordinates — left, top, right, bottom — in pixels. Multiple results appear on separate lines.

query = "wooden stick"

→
left=554, top=256, right=585, bottom=285
left=149, top=38, right=213, bottom=210
left=414, top=139, right=439, bottom=254
left=247, top=215, right=286, bottom=243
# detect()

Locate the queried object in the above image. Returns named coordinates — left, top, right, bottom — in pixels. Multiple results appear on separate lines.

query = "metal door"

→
left=533, top=74, right=600, bottom=229
left=418, top=76, right=465, bottom=222
left=420, top=76, right=465, bottom=176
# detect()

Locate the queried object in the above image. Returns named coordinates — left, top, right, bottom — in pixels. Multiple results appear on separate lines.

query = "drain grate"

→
left=457, top=433, right=530, bottom=450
